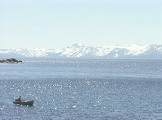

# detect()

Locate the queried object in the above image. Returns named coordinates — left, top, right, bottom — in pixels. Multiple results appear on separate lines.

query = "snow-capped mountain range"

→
left=0, top=43, right=162, bottom=59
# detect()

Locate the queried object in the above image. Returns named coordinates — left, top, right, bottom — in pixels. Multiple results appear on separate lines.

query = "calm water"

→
left=1, top=59, right=162, bottom=120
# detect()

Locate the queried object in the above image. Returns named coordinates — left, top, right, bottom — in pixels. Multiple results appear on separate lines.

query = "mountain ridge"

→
left=0, top=44, right=162, bottom=59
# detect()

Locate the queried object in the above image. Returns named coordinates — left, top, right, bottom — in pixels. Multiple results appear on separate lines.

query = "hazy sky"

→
left=0, top=0, right=162, bottom=49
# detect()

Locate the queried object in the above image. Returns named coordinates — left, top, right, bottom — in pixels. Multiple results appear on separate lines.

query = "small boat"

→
left=13, top=99, right=34, bottom=106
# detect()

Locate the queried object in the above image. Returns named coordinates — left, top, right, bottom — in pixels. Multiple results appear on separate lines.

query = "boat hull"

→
left=13, top=100, right=34, bottom=106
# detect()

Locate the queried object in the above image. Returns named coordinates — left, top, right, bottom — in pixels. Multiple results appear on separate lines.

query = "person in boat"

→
left=16, top=96, right=21, bottom=102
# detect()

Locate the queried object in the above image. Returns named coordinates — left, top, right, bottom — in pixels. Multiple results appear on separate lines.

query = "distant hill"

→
left=0, top=44, right=162, bottom=59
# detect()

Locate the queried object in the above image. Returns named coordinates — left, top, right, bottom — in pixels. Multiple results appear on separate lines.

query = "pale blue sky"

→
left=0, top=0, right=162, bottom=49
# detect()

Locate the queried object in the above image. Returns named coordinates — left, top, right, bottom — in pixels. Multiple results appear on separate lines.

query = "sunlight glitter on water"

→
left=1, top=59, right=162, bottom=119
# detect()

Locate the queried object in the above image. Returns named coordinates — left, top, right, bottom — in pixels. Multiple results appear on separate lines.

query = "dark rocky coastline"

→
left=0, top=58, right=22, bottom=63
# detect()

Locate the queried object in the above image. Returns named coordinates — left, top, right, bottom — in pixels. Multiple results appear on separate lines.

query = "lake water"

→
left=0, top=59, right=162, bottom=120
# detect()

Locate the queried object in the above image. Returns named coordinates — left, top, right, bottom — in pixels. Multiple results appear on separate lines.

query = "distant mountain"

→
left=0, top=44, right=162, bottom=59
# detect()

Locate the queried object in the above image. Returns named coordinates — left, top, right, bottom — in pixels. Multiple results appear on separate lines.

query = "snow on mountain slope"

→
left=0, top=44, right=162, bottom=59
left=60, top=44, right=98, bottom=57
left=124, top=44, right=147, bottom=55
